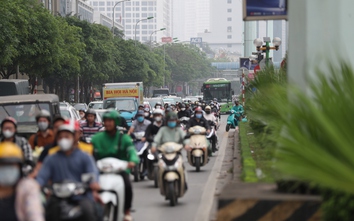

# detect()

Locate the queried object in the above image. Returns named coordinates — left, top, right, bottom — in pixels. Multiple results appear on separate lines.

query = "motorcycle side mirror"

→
left=81, top=173, right=95, bottom=184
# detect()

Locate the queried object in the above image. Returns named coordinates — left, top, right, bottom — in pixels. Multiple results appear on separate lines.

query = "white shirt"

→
left=203, top=113, right=217, bottom=124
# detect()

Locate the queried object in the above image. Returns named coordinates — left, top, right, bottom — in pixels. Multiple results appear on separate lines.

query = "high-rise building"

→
left=87, top=0, right=172, bottom=43
left=198, top=0, right=243, bottom=55
left=172, top=0, right=210, bottom=41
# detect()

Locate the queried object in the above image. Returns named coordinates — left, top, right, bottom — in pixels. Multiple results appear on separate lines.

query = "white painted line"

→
left=194, top=130, right=230, bottom=221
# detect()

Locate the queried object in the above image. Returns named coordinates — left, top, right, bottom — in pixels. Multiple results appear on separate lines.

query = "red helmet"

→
left=194, top=107, right=203, bottom=113
left=58, top=119, right=80, bottom=134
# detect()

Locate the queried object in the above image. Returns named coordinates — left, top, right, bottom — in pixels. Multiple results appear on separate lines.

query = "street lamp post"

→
left=149, top=28, right=166, bottom=49
left=253, top=37, right=282, bottom=66
left=134, top=16, right=154, bottom=46
left=112, top=0, right=130, bottom=36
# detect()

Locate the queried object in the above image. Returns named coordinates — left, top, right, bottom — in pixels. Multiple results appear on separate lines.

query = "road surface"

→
left=131, top=116, right=229, bottom=221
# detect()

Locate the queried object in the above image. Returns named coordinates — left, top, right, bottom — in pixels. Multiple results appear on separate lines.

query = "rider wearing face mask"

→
left=187, top=107, right=211, bottom=134
left=144, top=109, right=164, bottom=143
left=151, top=112, right=190, bottom=153
left=127, top=110, right=151, bottom=136
left=0, top=142, right=44, bottom=221
left=177, top=104, right=191, bottom=119
left=36, top=120, right=100, bottom=221
left=0, top=117, right=34, bottom=168
left=143, top=107, right=153, bottom=122
left=28, top=110, right=54, bottom=150
left=78, top=109, right=86, bottom=123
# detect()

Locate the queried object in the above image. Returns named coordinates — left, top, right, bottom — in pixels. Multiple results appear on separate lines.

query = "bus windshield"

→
left=0, top=103, right=50, bottom=123
left=202, top=82, right=231, bottom=102
left=104, top=99, right=137, bottom=112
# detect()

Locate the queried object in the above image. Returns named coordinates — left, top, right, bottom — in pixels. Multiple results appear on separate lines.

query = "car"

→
left=60, top=102, right=71, bottom=108
left=163, top=96, right=183, bottom=105
left=73, top=103, right=88, bottom=111
left=184, top=96, right=199, bottom=102
left=60, top=106, right=80, bottom=121
left=95, top=109, right=107, bottom=120
left=144, top=98, right=164, bottom=109
left=88, top=101, right=103, bottom=110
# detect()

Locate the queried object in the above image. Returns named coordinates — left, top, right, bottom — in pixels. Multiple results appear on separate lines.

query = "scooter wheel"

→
left=226, top=124, right=230, bottom=132
left=168, top=182, right=177, bottom=207
left=195, top=157, right=201, bottom=172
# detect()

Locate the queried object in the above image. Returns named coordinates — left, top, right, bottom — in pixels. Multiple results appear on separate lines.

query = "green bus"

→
left=201, top=78, right=233, bottom=102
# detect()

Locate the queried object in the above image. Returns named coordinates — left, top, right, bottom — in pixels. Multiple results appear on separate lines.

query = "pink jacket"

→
left=16, top=178, right=44, bottom=221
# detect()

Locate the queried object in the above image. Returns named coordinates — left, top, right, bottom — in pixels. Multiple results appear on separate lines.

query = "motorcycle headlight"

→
left=147, top=154, right=155, bottom=160
left=53, top=183, right=76, bottom=198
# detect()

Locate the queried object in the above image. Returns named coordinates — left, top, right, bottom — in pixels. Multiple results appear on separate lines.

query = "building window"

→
left=126, top=25, right=132, bottom=29
left=142, top=2, right=147, bottom=6
left=135, top=13, right=140, bottom=18
left=142, top=7, right=147, bottom=11
left=126, top=31, right=131, bottom=35
left=135, top=2, right=140, bottom=6
left=107, top=2, right=111, bottom=6
left=107, top=13, right=111, bottom=17
left=227, top=17, right=232, bottom=21
left=142, top=36, right=148, bottom=41
left=142, top=25, right=147, bottom=29
left=126, top=7, right=131, bottom=11
left=99, top=1, right=104, bottom=6
left=93, top=2, right=98, bottom=6
left=227, top=0, right=232, bottom=3
left=227, top=44, right=232, bottom=48
left=148, top=1, right=154, bottom=6
left=99, top=7, right=105, bottom=11
left=227, top=8, right=232, bottom=12
left=107, top=7, right=111, bottom=11
left=125, top=19, right=131, bottom=23
left=126, top=13, right=131, bottom=17
left=142, top=13, right=147, bottom=17
left=227, top=35, right=232, bottom=39
left=142, top=31, right=148, bottom=34
left=148, top=7, right=153, bottom=11
left=227, top=26, right=232, bottom=32
left=149, top=25, right=154, bottom=29
left=125, top=2, right=131, bottom=6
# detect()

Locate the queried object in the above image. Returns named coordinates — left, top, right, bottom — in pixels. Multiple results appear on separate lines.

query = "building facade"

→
left=87, top=0, right=172, bottom=43
left=198, top=0, right=243, bottom=56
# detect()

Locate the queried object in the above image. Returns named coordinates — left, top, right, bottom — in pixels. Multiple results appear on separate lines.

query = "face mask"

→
left=181, top=108, right=185, bottom=111
left=167, top=121, right=177, bottom=128
left=144, top=112, right=149, bottom=117
left=2, top=130, right=14, bottom=139
left=38, top=122, right=49, bottom=131
left=58, top=138, right=73, bottom=151
left=156, top=106, right=161, bottom=109
left=0, top=165, right=20, bottom=186
left=154, top=116, right=162, bottom=122
left=205, top=111, right=211, bottom=114
left=137, top=116, right=144, bottom=123
left=80, top=114, right=85, bottom=118
left=196, top=113, right=202, bottom=119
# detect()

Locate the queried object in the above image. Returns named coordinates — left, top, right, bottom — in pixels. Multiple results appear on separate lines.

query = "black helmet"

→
left=136, top=110, right=145, bottom=116
left=155, top=102, right=162, bottom=107
left=166, top=112, right=178, bottom=121
left=180, top=104, right=186, bottom=108
left=35, top=110, right=51, bottom=123
left=85, top=109, right=96, bottom=118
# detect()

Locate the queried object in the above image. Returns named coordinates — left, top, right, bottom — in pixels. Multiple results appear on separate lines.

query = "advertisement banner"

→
left=103, top=88, right=139, bottom=99
left=162, top=37, right=172, bottom=43
left=243, top=0, right=287, bottom=21
left=240, top=57, right=258, bottom=71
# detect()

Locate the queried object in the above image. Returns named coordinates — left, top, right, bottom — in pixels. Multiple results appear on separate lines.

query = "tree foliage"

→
left=0, top=0, right=214, bottom=101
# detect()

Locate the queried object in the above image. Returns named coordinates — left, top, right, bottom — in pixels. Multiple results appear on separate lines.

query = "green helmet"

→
left=102, top=110, right=120, bottom=126
left=166, top=112, right=178, bottom=121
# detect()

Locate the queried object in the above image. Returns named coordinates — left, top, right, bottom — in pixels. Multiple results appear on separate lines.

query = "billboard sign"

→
left=162, top=37, right=172, bottom=43
left=240, top=57, right=258, bottom=71
left=190, top=37, right=202, bottom=44
left=243, top=0, right=287, bottom=21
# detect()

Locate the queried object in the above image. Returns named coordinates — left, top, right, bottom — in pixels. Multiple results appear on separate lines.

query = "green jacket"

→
left=153, top=126, right=189, bottom=148
left=91, top=131, right=139, bottom=173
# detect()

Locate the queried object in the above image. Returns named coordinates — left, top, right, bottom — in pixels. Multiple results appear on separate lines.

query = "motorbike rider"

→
left=30, top=116, right=66, bottom=178
left=143, top=106, right=154, bottom=122
left=187, top=107, right=211, bottom=155
left=80, top=108, right=102, bottom=142
left=151, top=112, right=190, bottom=153
left=0, top=117, right=34, bottom=169
left=128, top=110, right=151, bottom=176
left=28, top=110, right=55, bottom=150
left=144, top=109, right=164, bottom=143
left=91, top=110, right=139, bottom=221
left=178, top=104, right=191, bottom=119
left=36, top=121, right=100, bottom=221
left=232, top=99, right=244, bottom=121
left=203, top=106, right=218, bottom=152
left=78, top=109, right=86, bottom=123
left=154, top=102, right=163, bottom=110
left=0, top=142, right=44, bottom=221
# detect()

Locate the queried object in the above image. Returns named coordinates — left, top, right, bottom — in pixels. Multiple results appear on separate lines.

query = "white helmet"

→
left=153, top=109, right=164, bottom=115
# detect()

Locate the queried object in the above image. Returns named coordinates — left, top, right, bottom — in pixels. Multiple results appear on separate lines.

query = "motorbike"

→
left=97, top=158, right=128, bottom=221
left=179, top=116, right=190, bottom=131
left=147, top=148, right=159, bottom=188
left=157, top=142, right=187, bottom=206
left=131, top=131, right=149, bottom=182
left=43, top=174, right=93, bottom=221
left=187, top=126, right=209, bottom=172
left=206, top=121, right=218, bottom=153
left=226, top=110, right=238, bottom=132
